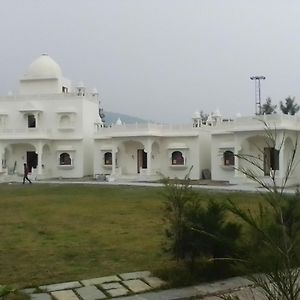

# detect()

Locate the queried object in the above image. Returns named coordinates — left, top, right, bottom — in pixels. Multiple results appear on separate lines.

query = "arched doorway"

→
left=121, top=140, right=146, bottom=174
left=5, top=143, right=36, bottom=175
left=239, top=135, right=274, bottom=177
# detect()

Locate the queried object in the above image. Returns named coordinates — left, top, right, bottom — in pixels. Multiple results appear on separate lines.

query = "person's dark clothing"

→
left=23, top=164, right=32, bottom=184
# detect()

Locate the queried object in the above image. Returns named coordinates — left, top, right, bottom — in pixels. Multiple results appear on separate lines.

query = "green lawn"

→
left=0, top=184, right=262, bottom=288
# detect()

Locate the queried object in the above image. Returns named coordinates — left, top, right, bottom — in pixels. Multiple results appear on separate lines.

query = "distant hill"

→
left=104, top=111, right=151, bottom=125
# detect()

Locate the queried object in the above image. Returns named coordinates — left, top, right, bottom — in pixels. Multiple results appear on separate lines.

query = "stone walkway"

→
left=21, top=271, right=261, bottom=300
left=22, top=271, right=166, bottom=300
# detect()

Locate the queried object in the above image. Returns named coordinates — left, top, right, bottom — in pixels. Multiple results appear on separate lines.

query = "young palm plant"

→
left=228, top=119, right=300, bottom=300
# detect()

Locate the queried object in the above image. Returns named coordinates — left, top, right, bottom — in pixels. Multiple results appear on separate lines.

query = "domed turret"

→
left=212, top=108, right=222, bottom=118
left=193, top=110, right=201, bottom=119
left=24, top=54, right=63, bottom=79
left=192, top=109, right=202, bottom=127
left=116, top=118, right=122, bottom=126
left=20, top=54, right=67, bottom=95
left=211, top=108, right=222, bottom=126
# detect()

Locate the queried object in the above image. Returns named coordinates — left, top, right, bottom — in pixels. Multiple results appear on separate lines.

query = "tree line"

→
left=261, top=96, right=300, bottom=115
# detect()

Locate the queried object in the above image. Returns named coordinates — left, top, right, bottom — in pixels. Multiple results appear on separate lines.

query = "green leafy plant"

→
left=162, top=170, right=241, bottom=276
left=0, top=286, right=15, bottom=299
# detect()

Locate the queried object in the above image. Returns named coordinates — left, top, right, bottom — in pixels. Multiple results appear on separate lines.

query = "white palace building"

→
left=1, top=54, right=300, bottom=186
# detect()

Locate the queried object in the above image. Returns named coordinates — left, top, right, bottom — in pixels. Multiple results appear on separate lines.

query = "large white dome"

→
left=25, top=54, right=62, bottom=79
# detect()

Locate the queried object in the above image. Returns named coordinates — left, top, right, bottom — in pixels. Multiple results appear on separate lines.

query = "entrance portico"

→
left=0, top=141, right=51, bottom=180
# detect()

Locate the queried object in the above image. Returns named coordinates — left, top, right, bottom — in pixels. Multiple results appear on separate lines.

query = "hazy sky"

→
left=1, top=0, right=300, bottom=123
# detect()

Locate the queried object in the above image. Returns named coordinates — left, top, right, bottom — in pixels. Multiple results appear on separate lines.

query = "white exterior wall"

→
left=0, top=93, right=99, bottom=180
left=81, top=96, right=103, bottom=176
left=94, top=124, right=212, bottom=180
left=197, top=131, right=212, bottom=177
left=211, top=115, right=300, bottom=186
left=53, top=140, right=84, bottom=178
left=0, top=55, right=102, bottom=181
left=211, top=133, right=235, bottom=181
left=19, top=78, right=62, bottom=95
left=158, top=137, right=200, bottom=179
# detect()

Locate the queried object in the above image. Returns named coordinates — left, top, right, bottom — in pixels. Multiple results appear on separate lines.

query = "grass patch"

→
left=0, top=184, right=263, bottom=288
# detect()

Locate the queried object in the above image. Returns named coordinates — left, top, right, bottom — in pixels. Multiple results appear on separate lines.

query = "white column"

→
left=34, top=113, right=39, bottom=129
left=278, top=136, right=285, bottom=181
left=146, top=139, right=152, bottom=176
left=112, top=146, right=116, bottom=175
left=0, top=145, right=4, bottom=172
left=36, top=142, right=43, bottom=175
left=234, top=144, right=241, bottom=178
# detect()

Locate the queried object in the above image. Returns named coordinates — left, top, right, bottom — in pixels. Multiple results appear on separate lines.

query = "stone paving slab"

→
left=23, top=271, right=255, bottom=300
left=75, top=286, right=107, bottom=300
left=143, top=277, right=167, bottom=289
left=122, top=279, right=152, bottom=293
left=114, top=296, right=144, bottom=300
left=106, top=287, right=130, bottom=298
left=81, top=276, right=121, bottom=286
left=115, top=286, right=199, bottom=300
left=143, top=287, right=200, bottom=300
left=206, top=287, right=264, bottom=300
left=31, top=293, right=52, bottom=300
left=51, top=290, right=80, bottom=300
left=194, top=276, right=252, bottom=295
left=40, top=281, right=82, bottom=292
left=119, top=271, right=151, bottom=280
left=100, top=282, right=124, bottom=290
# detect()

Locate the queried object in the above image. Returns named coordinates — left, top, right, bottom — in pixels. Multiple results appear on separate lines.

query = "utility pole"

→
left=250, top=76, right=266, bottom=115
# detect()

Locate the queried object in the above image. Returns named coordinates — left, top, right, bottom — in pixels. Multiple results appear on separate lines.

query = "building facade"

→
left=0, top=54, right=103, bottom=181
left=1, top=55, right=300, bottom=187
left=211, top=114, right=300, bottom=186
left=93, top=123, right=211, bottom=181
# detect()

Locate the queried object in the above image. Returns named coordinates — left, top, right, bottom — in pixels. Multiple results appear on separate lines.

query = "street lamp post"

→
left=250, top=76, right=266, bottom=115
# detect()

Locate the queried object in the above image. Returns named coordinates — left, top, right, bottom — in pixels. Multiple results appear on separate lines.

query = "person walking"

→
left=23, top=163, right=32, bottom=184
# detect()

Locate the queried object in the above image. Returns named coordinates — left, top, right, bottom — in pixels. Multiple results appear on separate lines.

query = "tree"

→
left=261, top=97, right=277, bottom=115
left=99, top=107, right=105, bottom=123
left=228, top=193, right=300, bottom=300
left=161, top=172, right=198, bottom=262
left=162, top=171, right=241, bottom=274
left=280, top=96, right=300, bottom=115
left=200, top=110, right=209, bottom=122
left=227, top=120, right=300, bottom=300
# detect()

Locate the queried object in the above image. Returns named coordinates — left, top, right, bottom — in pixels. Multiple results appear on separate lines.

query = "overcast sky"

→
left=1, top=1, right=300, bottom=123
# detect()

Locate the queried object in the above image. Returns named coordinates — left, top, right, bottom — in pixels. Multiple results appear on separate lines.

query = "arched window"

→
left=224, top=150, right=234, bottom=166
left=104, top=152, right=112, bottom=165
left=60, top=153, right=71, bottom=165
left=171, top=151, right=184, bottom=165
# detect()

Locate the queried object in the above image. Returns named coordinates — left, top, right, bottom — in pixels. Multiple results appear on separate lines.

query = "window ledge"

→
left=169, top=165, right=188, bottom=169
left=58, top=165, right=74, bottom=169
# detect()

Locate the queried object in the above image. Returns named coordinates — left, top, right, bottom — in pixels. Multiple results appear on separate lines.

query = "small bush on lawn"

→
left=161, top=175, right=242, bottom=280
